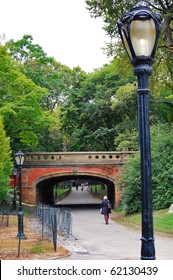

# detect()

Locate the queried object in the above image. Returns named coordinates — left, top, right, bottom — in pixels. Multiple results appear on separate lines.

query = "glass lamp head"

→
left=15, top=151, right=26, bottom=166
left=118, top=3, right=163, bottom=60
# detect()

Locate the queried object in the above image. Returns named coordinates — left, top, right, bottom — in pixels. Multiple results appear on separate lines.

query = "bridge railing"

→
left=24, top=151, right=135, bottom=166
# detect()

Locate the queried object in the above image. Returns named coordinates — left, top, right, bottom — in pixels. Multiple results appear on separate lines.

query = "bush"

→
left=120, top=153, right=141, bottom=214
left=120, top=124, right=173, bottom=215
left=151, top=124, right=173, bottom=209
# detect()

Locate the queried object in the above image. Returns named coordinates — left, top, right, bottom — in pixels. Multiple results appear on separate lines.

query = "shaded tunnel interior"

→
left=36, top=175, right=115, bottom=208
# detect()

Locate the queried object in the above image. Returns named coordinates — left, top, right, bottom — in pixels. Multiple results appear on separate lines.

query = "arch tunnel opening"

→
left=36, top=174, right=115, bottom=208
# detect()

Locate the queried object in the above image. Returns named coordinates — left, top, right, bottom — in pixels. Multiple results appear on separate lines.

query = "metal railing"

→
left=59, top=208, right=77, bottom=240
left=36, top=203, right=77, bottom=250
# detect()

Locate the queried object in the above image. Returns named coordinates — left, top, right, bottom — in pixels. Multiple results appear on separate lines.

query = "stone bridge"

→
left=16, top=151, right=134, bottom=208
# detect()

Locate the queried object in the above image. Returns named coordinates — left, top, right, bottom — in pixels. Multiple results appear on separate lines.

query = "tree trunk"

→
left=164, top=16, right=173, bottom=53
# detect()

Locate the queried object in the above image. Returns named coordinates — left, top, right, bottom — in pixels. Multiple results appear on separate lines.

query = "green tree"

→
left=0, top=116, right=12, bottom=202
left=0, top=45, right=54, bottom=152
left=6, top=35, right=79, bottom=151
left=61, top=60, right=130, bottom=151
left=6, top=35, right=74, bottom=112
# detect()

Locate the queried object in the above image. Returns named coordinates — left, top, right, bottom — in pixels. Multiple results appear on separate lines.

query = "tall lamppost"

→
left=12, top=167, right=18, bottom=211
left=14, top=150, right=27, bottom=239
left=118, top=3, right=163, bottom=260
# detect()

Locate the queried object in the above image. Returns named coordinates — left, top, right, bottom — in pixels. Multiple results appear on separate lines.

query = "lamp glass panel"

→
left=15, top=156, right=21, bottom=166
left=20, top=155, right=25, bottom=165
left=121, top=28, right=133, bottom=59
left=130, top=19, right=156, bottom=56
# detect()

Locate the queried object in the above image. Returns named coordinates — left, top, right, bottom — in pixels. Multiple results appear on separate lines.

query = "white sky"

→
left=0, top=0, right=111, bottom=72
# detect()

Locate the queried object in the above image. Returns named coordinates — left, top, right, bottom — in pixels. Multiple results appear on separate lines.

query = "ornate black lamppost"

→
left=14, top=150, right=27, bottom=239
left=118, top=3, right=163, bottom=260
left=12, top=167, right=18, bottom=211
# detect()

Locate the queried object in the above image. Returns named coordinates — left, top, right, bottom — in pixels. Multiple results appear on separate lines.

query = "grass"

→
left=89, top=184, right=107, bottom=199
left=111, top=209, right=173, bottom=235
left=31, top=246, right=45, bottom=254
left=153, top=209, right=173, bottom=233
left=56, top=189, right=70, bottom=195
left=54, top=188, right=70, bottom=200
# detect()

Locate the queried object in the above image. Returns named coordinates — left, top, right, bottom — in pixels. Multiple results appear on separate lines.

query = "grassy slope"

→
left=111, top=209, right=173, bottom=235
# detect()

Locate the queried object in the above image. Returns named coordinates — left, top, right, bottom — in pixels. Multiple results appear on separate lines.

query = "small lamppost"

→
left=14, top=150, right=27, bottom=239
left=12, top=167, right=18, bottom=211
left=118, top=3, right=163, bottom=260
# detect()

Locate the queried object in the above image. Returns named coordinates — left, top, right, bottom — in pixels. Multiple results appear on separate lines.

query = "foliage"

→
left=0, top=116, right=12, bottom=202
left=6, top=36, right=85, bottom=152
left=151, top=124, right=173, bottom=209
left=120, top=124, right=173, bottom=214
left=111, top=77, right=138, bottom=151
left=0, top=45, right=56, bottom=152
left=61, top=59, right=137, bottom=151
left=3, top=31, right=173, bottom=154
left=119, top=152, right=141, bottom=214
left=7, top=35, right=75, bottom=111
left=114, top=128, right=138, bottom=151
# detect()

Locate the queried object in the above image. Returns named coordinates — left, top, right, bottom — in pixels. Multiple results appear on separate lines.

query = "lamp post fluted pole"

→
left=16, top=165, right=26, bottom=239
left=133, top=57, right=155, bottom=259
left=13, top=167, right=17, bottom=212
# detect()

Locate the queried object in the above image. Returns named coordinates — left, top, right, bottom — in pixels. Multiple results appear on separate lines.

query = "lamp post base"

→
left=141, top=237, right=155, bottom=260
left=16, top=211, right=27, bottom=240
left=16, top=233, right=27, bottom=240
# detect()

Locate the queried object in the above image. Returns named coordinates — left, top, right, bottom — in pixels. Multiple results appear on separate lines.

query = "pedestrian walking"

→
left=100, top=196, right=112, bottom=224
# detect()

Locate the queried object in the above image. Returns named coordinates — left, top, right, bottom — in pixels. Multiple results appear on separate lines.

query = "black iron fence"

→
left=36, top=203, right=77, bottom=250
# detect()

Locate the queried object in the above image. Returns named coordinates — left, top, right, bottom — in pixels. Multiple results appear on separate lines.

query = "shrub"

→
left=120, top=124, right=173, bottom=214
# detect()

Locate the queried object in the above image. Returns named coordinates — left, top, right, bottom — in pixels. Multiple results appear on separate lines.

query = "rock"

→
left=168, top=204, right=173, bottom=213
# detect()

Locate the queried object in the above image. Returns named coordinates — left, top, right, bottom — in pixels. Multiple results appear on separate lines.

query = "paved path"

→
left=57, top=188, right=173, bottom=260
left=56, top=186, right=102, bottom=205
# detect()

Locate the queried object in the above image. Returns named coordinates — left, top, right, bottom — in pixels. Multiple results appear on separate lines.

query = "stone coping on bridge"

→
left=23, top=151, right=135, bottom=167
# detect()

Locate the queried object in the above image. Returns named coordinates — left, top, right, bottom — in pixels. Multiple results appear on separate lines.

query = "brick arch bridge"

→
left=19, top=151, right=134, bottom=208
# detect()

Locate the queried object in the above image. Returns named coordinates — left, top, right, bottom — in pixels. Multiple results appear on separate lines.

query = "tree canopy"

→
left=0, top=45, right=53, bottom=152
left=0, top=30, right=172, bottom=153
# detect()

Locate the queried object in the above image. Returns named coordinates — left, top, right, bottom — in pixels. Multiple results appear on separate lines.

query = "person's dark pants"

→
left=104, top=213, right=109, bottom=224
